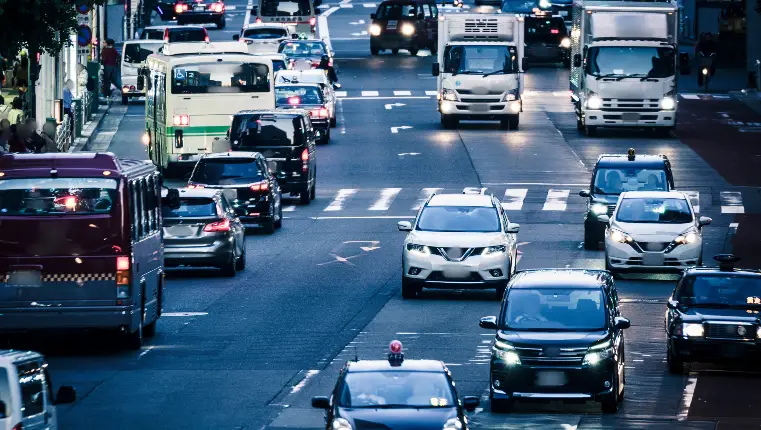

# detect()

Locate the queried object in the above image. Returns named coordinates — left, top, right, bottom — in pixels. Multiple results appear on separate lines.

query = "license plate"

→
left=194, top=5, right=205, bottom=11
left=471, top=104, right=489, bottom=112
left=387, top=20, right=397, bottom=29
left=442, top=267, right=470, bottom=279
left=536, top=371, right=567, bottom=387
left=559, top=11, right=568, bottom=16
left=622, top=112, right=640, bottom=122
left=8, top=271, right=42, bottom=288
left=168, top=225, right=195, bottom=237
left=642, top=253, right=665, bottom=266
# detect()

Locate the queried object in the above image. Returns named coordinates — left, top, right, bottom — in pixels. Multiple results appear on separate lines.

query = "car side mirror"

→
left=0, top=400, right=6, bottom=418
left=233, top=34, right=240, bottom=41
left=479, top=316, right=497, bottom=329
left=573, top=54, right=581, bottom=68
left=698, top=216, right=712, bottom=226
left=226, top=128, right=230, bottom=139
left=370, top=13, right=376, bottom=19
left=667, top=298, right=678, bottom=310
left=597, top=214, right=610, bottom=223
left=506, top=222, right=520, bottom=233
left=136, top=74, right=145, bottom=91
left=614, top=317, right=631, bottom=330
left=397, top=221, right=412, bottom=231
left=311, top=396, right=330, bottom=409
left=579, top=190, right=591, bottom=198
left=432, top=62, right=440, bottom=77
left=521, top=57, right=529, bottom=72
left=462, top=396, right=480, bottom=412
left=165, top=189, right=181, bottom=210
left=55, top=386, right=76, bottom=405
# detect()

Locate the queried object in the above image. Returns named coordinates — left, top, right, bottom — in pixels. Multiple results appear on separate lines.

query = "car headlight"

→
left=443, top=418, right=463, bottom=430
left=369, top=23, right=381, bottom=36
left=441, top=88, right=458, bottom=102
left=583, top=340, right=614, bottom=365
left=682, top=323, right=704, bottom=337
left=483, top=245, right=506, bottom=255
left=590, top=203, right=607, bottom=215
left=608, top=228, right=633, bottom=243
left=406, top=243, right=430, bottom=255
left=493, top=340, right=521, bottom=365
left=501, top=89, right=518, bottom=102
left=660, top=96, right=675, bottom=110
left=674, top=229, right=699, bottom=245
left=539, top=0, right=551, bottom=8
left=331, top=418, right=352, bottom=430
left=586, top=93, right=602, bottom=109
left=756, top=326, right=761, bottom=339
left=401, top=23, right=415, bottom=36
left=560, top=37, right=571, bottom=48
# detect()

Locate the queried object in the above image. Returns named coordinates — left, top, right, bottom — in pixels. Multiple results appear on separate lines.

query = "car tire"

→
left=221, top=252, right=237, bottom=276
left=391, top=48, right=399, bottom=55
left=371, top=46, right=380, bottom=55
left=430, top=44, right=437, bottom=55
left=563, top=58, right=571, bottom=68
left=667, top=344, right=685, bottom=374
left=310, top=182, right=316, bottom=200
left=490, top=396, right=514, bottom=413
left=300, top=186, right=311, bottom=204
left=320, top=128, right=330, bottom=144
left=217, top=16, right=226, bottom=29
left=124, top=319, right=143, bottom=350
left=401, top=276, right=421, bottom=299
left=274, top=204, right=283, bottom=229
left=235, top=246, right=246, bottom=271
left=586, top=125, right=598, bottom=136
left=655, top=127, right=673, bottom=138
left=122, top=95, right=128, bottom=105
left=409, top=46, right=419, bottom=56
left=441, top=115, right=458, bottom=129
left=584, top=228, right=599, bottom=250
left=577, top=117, right=585, bottom=131
left=330, top=116, right=336, bottom=127
left=600, top=381, right=619, bottom=413
left=501, top=115, right=519, bottom=130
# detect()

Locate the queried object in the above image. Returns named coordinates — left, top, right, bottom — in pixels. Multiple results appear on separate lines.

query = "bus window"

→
left=262, top=0, right=311, bottom=17
left=172, top=62, right=270, bottom=94
left=124, top=43, right=160, bottom=64
left=0, top=177, right=116, bottom=216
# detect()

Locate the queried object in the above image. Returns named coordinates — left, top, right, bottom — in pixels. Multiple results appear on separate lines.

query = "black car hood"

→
left=338, top=406, right=457, bottom=430
left=680, top=306, right=761, bottom=323
left=498, top=329, right=608, bottom=345
left=276, top=103, right=323, bottom=110
left=589, top=194, right=619, bottom=205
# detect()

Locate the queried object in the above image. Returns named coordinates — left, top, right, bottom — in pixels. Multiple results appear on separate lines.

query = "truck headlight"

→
left=590, top=203, right=607, bottom=215
left=401, top=23, right=415, bottom=36
left=483, top=245, right=506, bottom=255
left=331, top=418, right=353, bottom=430
left=369, top=24, right=381, bottom=36
left=586, top=94, right=602, bottom=109
left=560, top=37, right=571, bottom=48
left=493, top=340, right=521, bottom=365
left=674, top=229, right=698, bottom=244
left=501, top=89, right=518, bottom=102
left=406, top=243, right=430, bottom=255
left=441, top=88, right=458, bottom=102
left=661, top=96, right=675, bottom=110
left=682, top=323, right=704, bottom=337
left=608, top=228, right=632, bottom=243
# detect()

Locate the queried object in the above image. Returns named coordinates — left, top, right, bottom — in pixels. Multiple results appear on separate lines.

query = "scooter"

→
left=698, top=51, right=715, bottom=92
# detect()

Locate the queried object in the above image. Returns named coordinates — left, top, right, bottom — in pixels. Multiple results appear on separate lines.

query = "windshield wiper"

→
left=595, top=73, right=619, bottom=80
left=452, top=71, right=483, bottom=76
left=615, top=73, right=647, bottom=81
left=349, top=404, right=413, bottom=409
left=482, top=70, right=508, bottom=78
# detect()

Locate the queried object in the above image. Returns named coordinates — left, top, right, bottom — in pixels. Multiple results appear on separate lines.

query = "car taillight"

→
left=116, top=256, right=130, bottom=288
left=130, top=85, right=136, bottom=90
left=309, top=17, right=316, bottom=26
left=551, top=29, right=559, bottom=34
left=11, top=423, right=21, bottom=430
left=187, top=183, right=205, bottom=189
left=250, top=181, right=269, bottom=192
left=309, top=108, right=328, bottom=118
left=301, top=148, right=309, bottom=172
left=256, top=17, right=262, bottom=23
left=175, top=4, right=184, bottom=13
left=204, top=218, right=231, bottom=232
left=209, top=2, right=224, bottom=12
left=164, top=29, right=170, bottom=42
left=173, top=114, right=189, bottom=126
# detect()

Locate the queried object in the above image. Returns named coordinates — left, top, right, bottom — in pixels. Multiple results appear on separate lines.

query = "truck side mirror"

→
left=136, top=74, right=145, bottom=91
left=432, top=62, right=440, bottom=76
left=573, top=54, right=581, bottom=68
left=521, top=57, right=529, bottom=72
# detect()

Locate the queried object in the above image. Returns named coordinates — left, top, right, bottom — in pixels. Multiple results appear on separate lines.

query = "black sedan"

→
left=174, top=0, right=226, bottom=28
left=275, top=83, right=331, bottom=143
left=188, top=152, right=284, bottom=233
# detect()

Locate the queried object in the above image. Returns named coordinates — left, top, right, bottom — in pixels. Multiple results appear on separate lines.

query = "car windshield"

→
left=141, top=29, right=165, bottom=40
left=277, top=73, right=324, bottom=84
left=191, top=159, right=265, bottom=185
left=261, top=0, right=312, bottom=16
left=276, top=85, right=324, bottom=105
left=500, top=0, right=536, bottom=13
left=162, top=197, right=217, bottom=218
left=525, top=18, right=567, bottom=43
left=416, top=206, right=501, bottom=232
left=502, top=288, right=607, bottom=331
left=586, top=46, right=676, bottom=79
left=279, top=41, right=326, bottom=57
left=243, top=28, right=289, bottom=39
left=230, top=115, right=302, bottom=146
left=123, top=43, right=160, bottom=64
left=443, top=45, right=515, bottom=75
left=616, top=197, right=692, bottom=224
left=167, top=28, right=207, bottom=42
left=338, top=372, right=455, bottom=408
left=172, top=62, right=270, bottom=94
left=375, top=3, right=418, bottom=19
left=0, top=178, right=117, bottom=216
left=678, top=275, right=761, bottom=307
left=593, top=167, right=668, bottom=194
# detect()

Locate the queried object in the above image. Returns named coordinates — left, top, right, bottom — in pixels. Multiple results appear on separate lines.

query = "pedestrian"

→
left=0, top=118, right=11, bottom=154
left=101, top=39, right=121, bottom=98
left=39, top=122, right=59, bottom=153
left=316, top=55, right=338, bottom=84
left=696, top=32, right=718, bottom=86
left=24, top=118, right=47, bottom=153
left=8, top=123, right=31, bottom=153
left=7, top=97, right=24, bottom=125
left=77, top=63, right=88, bottom=96
left=0, top=95, right=11, bottom=122
left=63, top=79, right=75, bottom=135
left=13, top=52, right=29, bottom=88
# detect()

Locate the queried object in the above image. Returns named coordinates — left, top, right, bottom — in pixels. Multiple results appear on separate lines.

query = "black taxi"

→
left=579, top=148, right=675, bottom=249
left=369, top=0, right=439, bottom=56
left=665, top=254, right=761, bottom=373
left=174, top=0, right=226, bottom=28
left=479, top=269, right=631, bottom=413
left=312, top=340, right=479, bottom=429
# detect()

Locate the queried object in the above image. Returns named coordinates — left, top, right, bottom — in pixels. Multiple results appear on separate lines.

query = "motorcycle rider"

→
left=696, top=32, right=718, bottom=86
left=316, top=55, right=338, bottom=85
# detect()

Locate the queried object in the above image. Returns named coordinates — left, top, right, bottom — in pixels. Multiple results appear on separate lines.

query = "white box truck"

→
left=570, top=1, right=679, bottom=136
left=432, top=14, right=527, bottom=129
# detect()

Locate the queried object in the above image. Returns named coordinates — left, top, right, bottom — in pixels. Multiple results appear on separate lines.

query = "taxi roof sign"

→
left=714, top=254, right=741, bottom=271
left=388, top=340, right=404, bottom=366
left=627, top=148, right=636, bottom=160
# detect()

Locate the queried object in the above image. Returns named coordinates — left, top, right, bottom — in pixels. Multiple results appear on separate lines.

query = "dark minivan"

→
left=228, top=110, right=317, bottom=204
left=479, top=269, right=630, bottom=413
left=369, top=0, right=438, bottom=56
left=525, top=16, right=571, bottom=67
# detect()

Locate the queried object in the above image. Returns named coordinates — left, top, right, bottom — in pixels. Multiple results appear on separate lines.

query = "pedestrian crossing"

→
left=279, top=186, right=750, bottom=216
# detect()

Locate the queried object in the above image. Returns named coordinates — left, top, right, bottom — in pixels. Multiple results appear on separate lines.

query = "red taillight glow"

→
left=288, top=96, right=301, bottom=105
left=12, top=423, right=21, bottom=430
left=175, top=4, right=184, bottom=13
left=256, top=17, right=262, bottom=23
left=130, top=85, right=136, bottom=90
left=187, top=184, right=205, bottom=189
left=390, top=340, right=403, bottom=354
left=309, top=108, right=328, bottom=118
left=551, top=29, right=559, bottom=34
left=164, top=29, right=170, bottom=41
left=309, top=17, right=316, bottom=26
left=250, top=181, right=269, bottom=192
left=203, top=218, right=231, bottom=232
left=173, top=114, right=190, bottom=126
left=117, top=256, right=130, bottom=271
left=301, top=148, right=309, bottom=161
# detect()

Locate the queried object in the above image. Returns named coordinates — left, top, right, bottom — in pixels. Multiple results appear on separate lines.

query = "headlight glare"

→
left=441, top=89, right=458, bottom=102
left=757, top=326, right=761, bottom=338
left=560, top=37, right=571, bottom=48
left=609, top=228, right=632, bottom=243
left=675, top=229, right=698, bottom=244
left=443, top=418, right=463, bottom=430
left=369, top=24, right=381, bottom=36
left=583, top=348, right=613, bottom=365
left=331, top=418, right=352, bottom=430
left=682, top=323, right=704, bottom=337
left=586, top=94, right=602, bottom=109
left=406, top=243, right=430, bottom=255
left=401, top=23, right=415, bottom=36
left=493, top=340, right=520, bottom=364
left=539, top=0, right=551, bottom=8
left=661, top=96, right=675, bottom=110
left=590, top=203, right=607, bottom=215
left=484, top=245, right=506, bottom=255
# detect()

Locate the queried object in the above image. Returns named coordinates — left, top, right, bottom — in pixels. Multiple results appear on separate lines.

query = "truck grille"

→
left=514, top=345, right=587, bottom=365
left=705, top=323, right=754, bottom=340
left=636, top=242, right=670, bottom=252
left=464, top=19, right=499, bottom=33
left=457, top=89, right=503, bottom=95
left=601, top=98, right=660, bottom=112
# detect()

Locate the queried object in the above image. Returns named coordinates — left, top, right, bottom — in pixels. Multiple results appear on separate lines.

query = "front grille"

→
left=464, top=20, right=499, bottom=33
left=705, top=323, right=754, bottom=340
left=601, top=98, right=660, bottom=112
left=457, top=89, right=503, bottom=95
left=602, top=114, right=659, bottom=120
left=461, top=98, right=500, bottom=103
left=637, top=242, right=670, bottom=252
left=443, top=247, right=467, bottom=259
left=606, top=205, right=615, bottom=216
left=427, top=271, right=483, bottom=282
left=515, top=345, right=587, bottom=365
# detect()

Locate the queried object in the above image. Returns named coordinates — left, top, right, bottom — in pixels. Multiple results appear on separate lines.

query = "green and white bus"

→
left=141, top=42, right=275, bottom=173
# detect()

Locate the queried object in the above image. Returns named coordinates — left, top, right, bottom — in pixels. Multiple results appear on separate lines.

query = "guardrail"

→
left=55, top=112, right=74, bottom=152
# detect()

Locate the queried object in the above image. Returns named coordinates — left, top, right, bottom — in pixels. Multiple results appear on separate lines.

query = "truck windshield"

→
left=443, top=45, right=515, bottom=75
left=586, top=46, right=675, bottom=79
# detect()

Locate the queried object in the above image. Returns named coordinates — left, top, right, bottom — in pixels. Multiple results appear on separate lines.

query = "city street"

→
left=11, top=0, right=761, bottom=428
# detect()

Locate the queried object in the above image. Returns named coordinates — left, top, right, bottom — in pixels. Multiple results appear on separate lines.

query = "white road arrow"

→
left=391, top=126, right=413, bottom=133
left=351, top=31, right=368, bottom=36
left=343, top=240, right=381, bottom=252
left=398, top=152, right=421, bottom=156
left=385, top=103, right=406, bottom=110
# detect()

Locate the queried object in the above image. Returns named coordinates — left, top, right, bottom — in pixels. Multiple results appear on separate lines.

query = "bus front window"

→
left=172, top=62, right=271, bottom=94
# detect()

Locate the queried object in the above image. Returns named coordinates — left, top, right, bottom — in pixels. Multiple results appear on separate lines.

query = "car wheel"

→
left=577, top=117, right=585, bottom=131
left=235, top=245, right=246, bottom=271
left=221, top=252, right=237, bottom=276
left=586, top=125, right=598, bottom=136
left=584, top=228, right=599, bottom=250
left=310, top=182, right=316, bottom=200
left=655, top=127, right=673, bottom=138
left=600, top=378, right=619, bottom=413
left=563, top=58, right=571, bottom=68
left=122, top=95, right=128, bottom=105
left=490, top=395, right=513, bottom=413
left=330, top=116, right=336, bottom=127
left=430, top=44, right=437, bottom=55
left=401, top=276, right=420, bottom=299
left=300, top=186, right=311, bottom=204
left=667, top=343, right=685, bottom=374
left=274, top=204, right=283, bottom=229
left=408, top=46, right=419, bottom=56
left=391, top=48, right=399, bottom=55
left=441, top=115, right=458, bottom=129
left=124, top=318, right=143, bottom=350
left=217, top=16, right=226, bottom=29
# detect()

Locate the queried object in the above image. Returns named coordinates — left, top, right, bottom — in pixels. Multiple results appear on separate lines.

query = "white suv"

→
left=600, top=191, right=712, bottom=273
left=398, top=193, right=520, bottom=299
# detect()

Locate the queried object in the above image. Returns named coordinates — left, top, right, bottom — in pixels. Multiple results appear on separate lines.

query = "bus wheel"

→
left=125, top=321, right=143, bottom=350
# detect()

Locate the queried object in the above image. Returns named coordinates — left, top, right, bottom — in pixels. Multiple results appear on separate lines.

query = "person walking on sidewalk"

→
left=101, top=39, right=121, bottom=98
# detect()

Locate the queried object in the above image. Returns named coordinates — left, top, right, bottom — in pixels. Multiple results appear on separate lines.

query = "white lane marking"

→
left=361, top=90, right=380, bottom=96
left=282, top=205, right=296, bottom=212
left=226, top=5, right=237, bottom=9
left=244, top=0, right=253, bottom=25
left=393, top=90, right=412, bottom=96
left=502, top=188, right=528, bottom=211
left=425, top=90, right=438, bottom=96
left=350, top=31, right=368, bottom=36
left=340, top=3, right=354, bottom=7
left=543, top=189, right=570, bottom=211
left=363, top=3, right=376, bottom=7
left=289, top=370, right=320, bottom=394
left=677, top=372, right=699, bottom=420
left=321, top=6, right=341, bottom=18
left=335, top=91, right=347, bottom=97
left=679, top=94, right=700, bottom=100
left=163, top=312, right=209, bottom=316
left=324, top=189, right=357, bottom=211
left=484, top=182, right=588, bottom=186
left=720, top=191, right=745, bottom=213
left=138, top=345, right=155, bottom=359
left=729, top=222, right=739, bottom=229
left=385, top=103, right=405, bottom=110
left=369, top=188, right=402, bottom=211
left=338, top=99, right=346, bottom=134
left=390, top=125, right=412, bottom=133
left=349, top=19, right=366, bottom=24
left=412, top=188, right=442, bottom=210
left=682, top=191, right=700, bottom=213
left=312, top=215, right=416, bottom=219
left=340, top=96, right=430, bottom=100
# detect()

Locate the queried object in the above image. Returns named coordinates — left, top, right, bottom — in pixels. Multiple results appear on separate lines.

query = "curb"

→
left=69, top=98, right=114, bottom=153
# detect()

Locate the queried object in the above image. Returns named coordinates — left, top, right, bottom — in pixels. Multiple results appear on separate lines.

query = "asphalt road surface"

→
left=10, top=1, right=761, bottom=428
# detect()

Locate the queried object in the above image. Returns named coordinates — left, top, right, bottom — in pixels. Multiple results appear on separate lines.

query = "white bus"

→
left=256, top=0, right=316, bottom=37
left=140, top=42, right=275, bottom=173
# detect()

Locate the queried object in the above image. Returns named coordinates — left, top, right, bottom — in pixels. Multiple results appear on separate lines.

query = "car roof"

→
left=620, top=191, right=687, bottom=200
left=427, top=193, right=495, bottom=207
left=596, top=154, right=668, bottom=169
left=276, top=82, right=321, bottom=88
left=510, top=269, right=611, bottom=290
left=200, top=151, right=260, bottom=159
left=346, top=359, right=447, bottom=372
left=243, top=23, right=290, bottom=29
left=684, top=267, right=761, bottom=276
left=282, top=38, right=325, bottom=44
left=0, top=350, right=44, bottom=364
left=234, top=108, right=309, bottom=116
left=278, top=69, right=325, bottom=76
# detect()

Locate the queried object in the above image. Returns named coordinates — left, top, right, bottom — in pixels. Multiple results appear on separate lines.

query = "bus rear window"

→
left=0, top=178, right=117, bottom=216
left=231, top=116, right=302, bottom=146
left=124, top=43, right=159, bottom=64
left=172, top=62, right=271, bottom=94
left=261, top=0, right=312, bottom=17
left=162, top=198, right=217, bottom=218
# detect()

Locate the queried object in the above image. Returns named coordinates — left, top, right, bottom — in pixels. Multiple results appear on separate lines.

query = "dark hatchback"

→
left=161, top=188, right=246, bottom=275
left=579, top=149, right=674, bottom=249
left=479, top=269, right=631, bottom=413
left=311, top=345, right=479, bottom=430
left=369, top=0, right=438, bottom=56
left=665, top=255, right=761, bottom=373
left=174, top=0, right=227, bottom=28
left=275, top=83, right=330, bottom=143
left=525, top=16, right=570, bottom=67
left=229, top=110, right=317, bottom=204
left=188, top=152, right=284, bottom=233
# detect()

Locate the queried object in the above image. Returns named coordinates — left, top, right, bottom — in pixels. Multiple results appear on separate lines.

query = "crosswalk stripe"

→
left=363, top=3, right=376, bottom=6
left=720, top=191, right=744, bottom=213
left=361, top=90, right=379, bottom=97
left=394, top=90, right=412, bottom=96
left=335, top=91, right=347, bottom=97
left=324, top=189, right=357, bottom=211
left=340, top=3, right=353, bottom=7
left=543, top=189, right=570, bottom=211
left=682, top=191, right=700, bottom=213
left=680, top=94, right=700, bottom=100
left=412, top=188, right=442, bottom=210
left=425, top=90, right=438, bottom=96
left=502, top=188, right=528, bottom=211
left=369, top=188, right=402, bottom=210
left=283, top=205, right=296, bottom=212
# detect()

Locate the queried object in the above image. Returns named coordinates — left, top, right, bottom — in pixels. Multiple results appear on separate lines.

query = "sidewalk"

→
left=69, top=95, right=117, bottom=153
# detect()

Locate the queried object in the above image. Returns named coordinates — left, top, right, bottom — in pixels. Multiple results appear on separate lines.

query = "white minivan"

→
left=0, top=350, right=75, bottom=430
left=120, top=39, right=164, bottom=105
